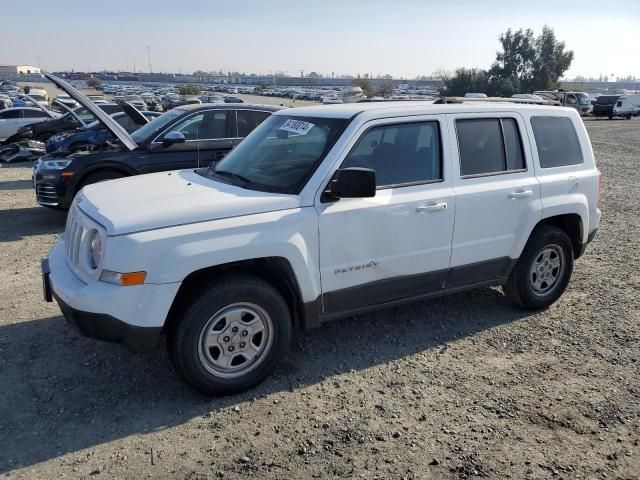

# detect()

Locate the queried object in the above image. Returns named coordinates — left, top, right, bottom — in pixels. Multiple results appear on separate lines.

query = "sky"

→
left=1, top=0, right=639, bottom=79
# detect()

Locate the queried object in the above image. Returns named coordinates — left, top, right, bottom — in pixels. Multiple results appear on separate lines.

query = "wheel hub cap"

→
left=529, top=245, right=564, bottom=296
left=198, top=303, right=273, bottom=379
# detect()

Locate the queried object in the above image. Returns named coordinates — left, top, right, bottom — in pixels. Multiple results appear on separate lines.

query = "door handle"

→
left=509, top=190, right=533, bottom=199
left=212, top=152, right=227, bottom=160
left=416, top=202, right=447, bottom=213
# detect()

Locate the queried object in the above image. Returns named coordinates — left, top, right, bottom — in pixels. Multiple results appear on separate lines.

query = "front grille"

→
left=36, top=183, right=58, bottom=203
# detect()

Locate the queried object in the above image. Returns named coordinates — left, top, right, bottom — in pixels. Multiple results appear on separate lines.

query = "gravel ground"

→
left=0, top=118, right=638, bottom=479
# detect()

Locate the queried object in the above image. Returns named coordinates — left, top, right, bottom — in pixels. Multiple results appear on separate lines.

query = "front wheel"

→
left=504, top=225, right=574, bottom=309
left=168, top=275, right=292, bottom=396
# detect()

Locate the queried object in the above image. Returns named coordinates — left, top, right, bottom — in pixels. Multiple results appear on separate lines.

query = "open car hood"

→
left=50, top=98, right=89, bottom=127
left=121, top=102, right=149, bottom=126
left=45, top=74, right=137, bottom=151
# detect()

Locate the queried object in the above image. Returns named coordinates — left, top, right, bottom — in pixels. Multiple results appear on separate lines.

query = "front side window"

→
left=199, top=111, right=228, bottom=139
left=341, top=121, right=442, bottom=187
left=456, top=118, right=525, bottom=177
left=203, top=115, right=347, bottom=194
left=132, top=108, right=184, bottom=144
left=163, top=110, right=228, bottom=141
left=170, top=113, right=204, bottom=140
left=531, top=116, right=583, bottom=168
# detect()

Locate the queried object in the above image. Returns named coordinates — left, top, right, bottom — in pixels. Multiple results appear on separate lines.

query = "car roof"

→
left=177, top=103, right=285, bottom=112
left=1, top=107, right=45, bottom=112
left=276, top=101, right=577, bottom=119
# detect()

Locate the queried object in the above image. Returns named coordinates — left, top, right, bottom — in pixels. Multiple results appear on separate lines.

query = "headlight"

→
left=43, top=159, right=73, bottom=170
left=88, top=230, right=102, bottom=269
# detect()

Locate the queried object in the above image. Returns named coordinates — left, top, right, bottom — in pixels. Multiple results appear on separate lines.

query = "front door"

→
left=317, top=116, right=456, bottom=313
left=145, top=109, right=233, bottom=173
left=446, top=113, right=542, bottom=286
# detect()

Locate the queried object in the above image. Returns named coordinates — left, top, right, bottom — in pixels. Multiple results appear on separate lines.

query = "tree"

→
left=86, top=76, right=102, bottom=88
left=441, top=68, right=490, bottom=96
left=443, top=26, right=573, bottom=97
left=528, top=26, right=574, bottom=91
left=376, top=80, right=394, bottom=98
left=353, top=75, right=375, bottom=97
left=178, top=84, right=202, bottom=96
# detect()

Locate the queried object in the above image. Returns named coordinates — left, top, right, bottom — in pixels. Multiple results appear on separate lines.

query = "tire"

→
left=504, top=225, right=574, bottom=310
left=77, top=170, right=125, bottom=193
left=168, top=274, right=292, bottom=396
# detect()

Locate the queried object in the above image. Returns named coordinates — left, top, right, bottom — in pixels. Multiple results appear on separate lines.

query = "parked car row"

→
left=32, top=76, right=283, bottom=209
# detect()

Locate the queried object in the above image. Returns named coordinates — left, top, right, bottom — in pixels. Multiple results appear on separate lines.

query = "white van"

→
left=612, top=95, right=640, bottom=119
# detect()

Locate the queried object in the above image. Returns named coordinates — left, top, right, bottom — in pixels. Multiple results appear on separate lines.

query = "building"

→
left=0, top=65, right=42, bottom=78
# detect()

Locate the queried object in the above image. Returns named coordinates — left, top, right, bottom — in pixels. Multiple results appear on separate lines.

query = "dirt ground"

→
left=0, top=118, right=638, bottom=479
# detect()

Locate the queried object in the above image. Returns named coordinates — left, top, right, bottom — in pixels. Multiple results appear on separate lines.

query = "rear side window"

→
left=531, top=116, right=583, bottom=168
left=0, top=110, right=21, bottom=119
left=341, top=121, right=442, bottom=188
left=237, top=110, right=271, bottom=137
left=456, top=118, right=525, bottom=176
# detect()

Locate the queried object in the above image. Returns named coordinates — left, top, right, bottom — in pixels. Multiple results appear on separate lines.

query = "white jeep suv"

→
left=42, top=101, right=601, bottom=395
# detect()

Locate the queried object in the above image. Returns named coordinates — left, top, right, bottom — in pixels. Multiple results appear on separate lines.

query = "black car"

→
left=592, top=95, right=620, bottom=119
left=34, top=74, right=282, bottom=209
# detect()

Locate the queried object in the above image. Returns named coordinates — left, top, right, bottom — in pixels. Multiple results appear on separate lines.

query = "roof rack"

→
left=434, top=96, right=561, bottom=106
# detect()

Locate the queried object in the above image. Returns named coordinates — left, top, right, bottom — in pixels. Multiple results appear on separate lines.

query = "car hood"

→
left=76, top=169, right=301, bottom=236
left=120, top=102, right=149, bottom=126
left=45, top=74, right=137, bottom=151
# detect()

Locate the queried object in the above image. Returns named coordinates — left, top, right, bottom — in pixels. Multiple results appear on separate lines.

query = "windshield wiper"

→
left=213, top=169, right=253, bottom=187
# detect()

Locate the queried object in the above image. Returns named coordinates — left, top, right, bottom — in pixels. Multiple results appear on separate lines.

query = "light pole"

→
left=147, top=46, right=152, bottom=74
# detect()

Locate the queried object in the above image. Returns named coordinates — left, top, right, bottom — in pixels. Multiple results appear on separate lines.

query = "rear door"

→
left=446, top=113, right=542, bottom=286
left=0, top=109, right=22, bottom=140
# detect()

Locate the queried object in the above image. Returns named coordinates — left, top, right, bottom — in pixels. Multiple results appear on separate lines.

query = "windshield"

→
left=30, top=94, right=46, bottom=101
left=130, top=108, right=184, bottom=144
left=74, top=107, right=97, bottom=124
left=576, top=93, right=591, bottom=105
left=202, top=115, right=348, bottom=194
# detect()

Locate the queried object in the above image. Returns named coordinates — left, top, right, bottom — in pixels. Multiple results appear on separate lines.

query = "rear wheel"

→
left=505, top=225, right=574, bottom=309
left=168, top=275, right=292, bottom=396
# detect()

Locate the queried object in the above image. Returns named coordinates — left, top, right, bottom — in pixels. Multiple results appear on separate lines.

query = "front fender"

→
left=103, top=207, right=321, bottom=303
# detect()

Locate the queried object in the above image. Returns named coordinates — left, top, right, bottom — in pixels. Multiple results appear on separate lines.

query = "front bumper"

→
left=34, top=165, right=73, bottom=209
left=43, top=239, right=181, bottom=352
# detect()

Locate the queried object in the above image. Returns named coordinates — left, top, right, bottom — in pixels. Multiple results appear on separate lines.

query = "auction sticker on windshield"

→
left=279, top=119, right=315, bottom=136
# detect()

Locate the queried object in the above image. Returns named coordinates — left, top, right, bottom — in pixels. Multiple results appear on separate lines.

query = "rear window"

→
left=596, top=96, right=619, bottom=105
left=456, top=118, right=525, bottom=176
left=531, top=117, right=583, bottom=168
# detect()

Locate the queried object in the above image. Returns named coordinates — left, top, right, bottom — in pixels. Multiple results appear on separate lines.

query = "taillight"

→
left=597, top=171, right=602, bottom=209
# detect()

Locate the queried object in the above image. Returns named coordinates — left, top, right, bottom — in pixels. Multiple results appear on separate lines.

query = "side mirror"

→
left=327, top=167, right=376, bottom=199
left=163, top=131, right=186, bottom=147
